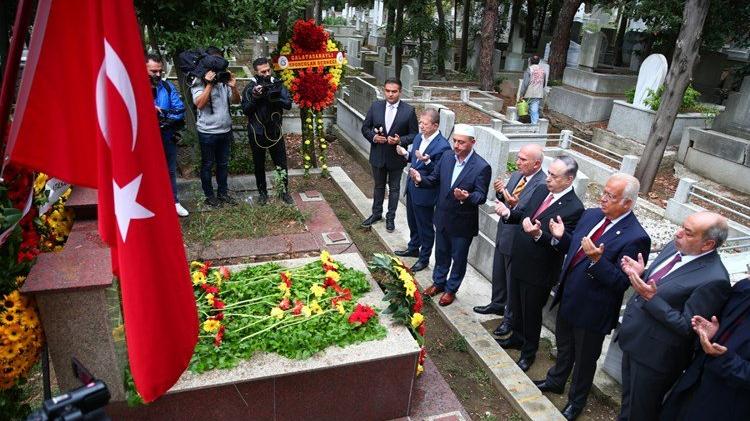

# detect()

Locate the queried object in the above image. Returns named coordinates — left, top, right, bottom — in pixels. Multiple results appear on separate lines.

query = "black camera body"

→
left=214, top=71, right=231, bottom=84
left=255, top=76, right=283, bottom=102
left=196, top=55, right=230, bottom=84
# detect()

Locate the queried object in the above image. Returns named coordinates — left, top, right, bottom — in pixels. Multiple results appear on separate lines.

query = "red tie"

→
left=532, top=193, right=555, bottom=220
left=568, top=218, right=611, bottom=270
left=648, top=253, right=682, bottom=285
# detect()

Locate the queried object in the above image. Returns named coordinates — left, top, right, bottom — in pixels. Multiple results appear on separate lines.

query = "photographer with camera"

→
left=146, top=54, right=189, bottom=217
left=241, top=57, right=293, bottom=205
left=190, top=46, right=241, bottom=207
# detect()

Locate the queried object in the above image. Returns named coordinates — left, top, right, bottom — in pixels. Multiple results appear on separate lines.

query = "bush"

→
left=322, top=16, right=348, bottom=26
left=643, top=84, right=702, bottom=113
left=625, top=87, right=635, bottom=104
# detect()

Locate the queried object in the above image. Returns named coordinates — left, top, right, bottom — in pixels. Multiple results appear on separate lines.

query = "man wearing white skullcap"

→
left=409, top=124, right=492, bottom=306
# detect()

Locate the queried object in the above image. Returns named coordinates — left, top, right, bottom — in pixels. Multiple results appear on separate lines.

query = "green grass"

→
left=181, top=202, right=307, bottom=246
left=448, top=334, right=469, bottom=353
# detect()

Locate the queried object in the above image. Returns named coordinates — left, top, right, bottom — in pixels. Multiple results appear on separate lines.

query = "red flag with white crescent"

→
left=7, top=0, right=198, bottom=402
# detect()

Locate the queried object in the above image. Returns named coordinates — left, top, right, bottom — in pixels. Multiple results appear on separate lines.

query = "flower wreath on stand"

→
left=277, top=19, right=346, bottom=177
left=369, top=253, right=427, bottom=376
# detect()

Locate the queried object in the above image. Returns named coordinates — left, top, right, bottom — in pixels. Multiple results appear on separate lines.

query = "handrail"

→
left=570, top=135, right=624, bottom=160
left=691, top=185, right=750, bottom=214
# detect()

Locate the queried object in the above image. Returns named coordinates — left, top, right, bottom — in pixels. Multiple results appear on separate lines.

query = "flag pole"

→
left=0, top=0, right=35, bottom=178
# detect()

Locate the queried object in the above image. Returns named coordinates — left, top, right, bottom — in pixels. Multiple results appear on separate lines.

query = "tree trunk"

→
left=386, top=5, right=396, bottom=39
left=524, top=0, right=537, bottom=52
left=535, top=0, right=549, bottom=49
left=548, top=0, right=582, bottom=80
left=479, top=0, right=499, bottom=90
left=613, top=7, right=628, bottom=67
left=278, top=9, right=290, bottom=48
left=435, top=0, right=448, bottom=76
left=171, top=51, right=197, bottom=134
left=547, top=0, right=560, bottom=36
left=394, top=0, right=405, bottom=77
left=418, top=35, right=425, bottom=80
left=459, top=0, right=471, bottom=70
left=313, top=0, right=322, bottom=22
left=635, top=0, right=710, bottom=193
left=453, top=0, right=458, bottom=43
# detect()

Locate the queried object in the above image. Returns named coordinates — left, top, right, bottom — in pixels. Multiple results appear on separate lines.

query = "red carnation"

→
left=280, top=272, right=292, bottom=288
left=214, top=325, right=225, bottom=347
left=292, top=299, right=304, bottom=315
left=412, top=291, right=423, bottom=313
left=348, top=304, right=376, bottom=325
left=213, top=299, right=225, bottom=310
left=279, top=297, right=291, bottom=310
left=219, top=266, right=231, bottom=279
left=290, top=19, right=329, bottom=53
left=201, top=284, right=219, bottom=294
left=418, top=323, right=426, bottom=337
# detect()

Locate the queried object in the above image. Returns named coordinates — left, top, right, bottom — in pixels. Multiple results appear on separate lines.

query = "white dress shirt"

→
left=385, top=101, right=400, bottom=133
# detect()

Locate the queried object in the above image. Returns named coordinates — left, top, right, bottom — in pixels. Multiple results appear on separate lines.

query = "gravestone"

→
left=544, top=41, right=581, bottom=68
left=632, top=54, right=668, bottom=109
left=346, top=39, right=362, bottom=68
left=378, top=47, right=388, bottom=63
left=407, top=57, right=420, bottom=78
left=349, top=77, right=381, bottom=116
left=400, top=64, right=416, bottom=97
left=492, top=49, right=502, bottom=74
left=504, top=26, right=525, bottom=72
left=579, top=31, right=605, bottom=69
left=712, top=76, right=750, bottom=139
left=426, top=103, right=456, bottom=137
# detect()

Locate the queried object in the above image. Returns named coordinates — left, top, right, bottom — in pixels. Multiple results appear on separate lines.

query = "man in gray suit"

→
left=473, top=145, right=546, bottom=332
left=617, top=211, right=732, bottom=421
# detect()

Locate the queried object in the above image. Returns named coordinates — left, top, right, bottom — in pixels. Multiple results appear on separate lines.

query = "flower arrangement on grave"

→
left=277, top=19, right=346, bottom=177
left=188, top=251, right=386, bottom=373
left=368, top=254, right=427, bottom=376
left=34, top=173, right=74, bottom=252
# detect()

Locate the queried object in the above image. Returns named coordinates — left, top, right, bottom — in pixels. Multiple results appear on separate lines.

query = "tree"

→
left=524, top=0, right=537, bottom=51
left=393, top=0, right=406, bottom=76
left=613, top=5, right=629, bottom=66
left=435, top=0, right=449, bottom=76
left=479, top=0, right=499, bottom=90
left=634, top=0, right=710, bottom=193
left=547, top=0, right=582, bottom=80
left=459, top=0, right=471, bottom=70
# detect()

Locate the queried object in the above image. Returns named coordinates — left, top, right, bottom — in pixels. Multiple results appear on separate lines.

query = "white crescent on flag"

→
left=96, top=38, right=138, bottom=151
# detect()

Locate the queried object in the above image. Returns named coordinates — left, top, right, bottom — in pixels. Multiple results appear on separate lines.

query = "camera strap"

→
left=250, top=111, right=284, bottom=149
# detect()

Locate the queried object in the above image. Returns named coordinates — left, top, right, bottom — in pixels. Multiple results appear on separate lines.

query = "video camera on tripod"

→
left=26, top=358, right=111, bottom=421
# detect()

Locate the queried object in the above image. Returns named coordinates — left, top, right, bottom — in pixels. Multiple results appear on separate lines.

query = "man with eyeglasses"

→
left=494, top=155, right=584, bottom=372
left=531, top=173, right=651, bottom=420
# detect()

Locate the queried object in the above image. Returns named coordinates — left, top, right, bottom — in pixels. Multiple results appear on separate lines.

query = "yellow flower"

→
left=33, top=174, right=48, bottom=193
left=206, top=293, right=215, bottom=306
left=280, top=43, right=292, bottom=55
left=192, top=271, right=206, bottom=286
left=305, top=155, right=311, bottom=161
left=321, top=144, right=327, bottom=149
left=325, top=270, right=340, bottom=283
left=310, top=300, right=323, bottom=315
left=190, top=261, right=206, bottom=271
left=304, top=140, right=311, bottom=145
left=403, top=279, right=416, bottom=298
left=416, top=364, right=424, bottom=376
left=310, top=284, right=326, bottom=298
left=2, top=311, right=16, bottom=324
left=202, top=319, right=221, bottom=332
left=336, top=302, right=345, bottom=315
left=1, top=345, right=16, bottom=360
left=278, top=281, right=290, bottom=294
left=112, top=324, right=125, bottom=341
left=270, top=307, right=285, bottom=320
left=212, top=271, right=223, bottom=285
left=322, top=165, right=328, bottom=170
left=320, top=250, right=331, bottom=263
left=302, top=305, right=312, bottom=318
left=411, top=312, right=424, bottom=328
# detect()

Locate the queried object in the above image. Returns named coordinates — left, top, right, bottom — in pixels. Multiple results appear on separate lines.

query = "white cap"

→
left=453, top=124, right=475, bottom=139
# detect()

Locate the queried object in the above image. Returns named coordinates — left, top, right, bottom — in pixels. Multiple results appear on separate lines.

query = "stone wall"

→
left=607, top=100, right=708, bottom=146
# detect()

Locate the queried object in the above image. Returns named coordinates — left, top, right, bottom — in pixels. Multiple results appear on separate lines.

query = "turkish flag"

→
left=7, top=0, right=198, bottom=402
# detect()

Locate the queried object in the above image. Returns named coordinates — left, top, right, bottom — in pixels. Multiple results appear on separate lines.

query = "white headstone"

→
left=378, top=47, right=388, bottom=62
left=633, top=54, right=668, bottom=109
left=579, top=31, right=605, bottom=69
left=400, top=64, right=416, bottom=95
left=544, top=41, right=580, bottom=68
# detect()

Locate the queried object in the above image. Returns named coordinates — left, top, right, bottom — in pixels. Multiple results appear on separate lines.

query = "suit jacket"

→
left=551, top=209, right=651, bottom=334
left=418, top=151, right=492, bottom=238
left=660, top=279, right=750, bottom=421
left=361, top=100, right=419, bottom=170
left=618, top=241, right=732, bottom=374
left=495, top=169, right=547, bottom=256
left=405, top=132, right=452, bottom=207
left=505, top=187, right=584, bottom=288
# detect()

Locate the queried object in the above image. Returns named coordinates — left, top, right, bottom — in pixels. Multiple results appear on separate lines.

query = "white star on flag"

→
left=113, top=174, right=155, bottom=241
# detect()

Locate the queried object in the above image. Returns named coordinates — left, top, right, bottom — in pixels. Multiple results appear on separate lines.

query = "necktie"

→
left=385, top=104, right=397, bottom=133
left=718, top=307, right=750, bottom=345
left=532, top=193, right=554, bottom=220
left=568, top=218, right=611, bottom=270
left=512, top=177, right=527, bottom=197
left=648, top=253, right=682, bottom=285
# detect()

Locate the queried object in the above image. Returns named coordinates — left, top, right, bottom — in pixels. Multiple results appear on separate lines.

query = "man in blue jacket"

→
left=532, top=173, right=651, bottom=420
left=394, top=108, right=451, bottom=272
left=408, top=124, right=491, bottom=306
left=147, top=54, right=188, bottom=217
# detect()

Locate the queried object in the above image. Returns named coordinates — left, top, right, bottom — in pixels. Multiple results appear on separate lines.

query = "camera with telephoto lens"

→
left=26, top=358, right=111, bottom=421
left=255, top=75, right=283, bottom=102
left=214, top=71, right=231, bottom=84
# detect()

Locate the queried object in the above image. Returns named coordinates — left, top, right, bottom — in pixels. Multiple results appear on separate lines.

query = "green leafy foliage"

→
left=189, top=260, right=386, bottom=373
left=643, top=84, right=703, bottom=113
left=0, top=382, right=31, bottom=420
left=625, top=87, right=636, bottom=104
left=322, top=16, right=348, bottom=26
left=506, top=160, right=518, bottom=173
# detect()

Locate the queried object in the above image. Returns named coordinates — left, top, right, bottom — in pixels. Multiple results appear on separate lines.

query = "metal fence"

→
left=689, top=184, right=750, bottom=228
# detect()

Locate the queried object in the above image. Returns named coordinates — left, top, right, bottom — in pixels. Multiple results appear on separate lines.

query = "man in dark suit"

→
left=474, top=143, right=546, bottom=337
left=409, top=124, right=492, bottom=307
left=532, top=173, right=651, bottom=420
left=394, top=108, right=452, bottom=272
left=617, top=211, right=732, bottom=421
left=360, top=78, right=419, bottom=232
left=495, top=155, right=584, bottom=372
left=660, top=276, right=750, bottom=421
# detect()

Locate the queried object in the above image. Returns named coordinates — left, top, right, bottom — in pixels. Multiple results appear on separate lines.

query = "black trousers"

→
left=371, top=165, right=403, bottom=220
left=249, top=132, right=288, bottom=195
left=619, top=352, right=681, bottom=421
left=545, top=313, right=606, bottom=408
left=509, top=278, right=552, bottom=360
left=491, top=248, right=513, bottom=320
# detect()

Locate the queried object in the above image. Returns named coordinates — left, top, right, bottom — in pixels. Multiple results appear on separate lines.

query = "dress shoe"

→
left=386, top=219, right=395, bottom=232
left=493, top=321, right=512, bottom=337
left=473, top=304, right=504, bottom=316
left=410, top=260, right=428, bottom=272
left=533, top=379, right=564, bottom=394
left=258, top=192, right=269, bottom=206
left=495, top=335, right=523, bottom=350
left=561, top=403, right=583, bottom=421
left=218, top=193, right=237, bottom=205
left=422, top=285, right=444, bottom=297
left=204, top=196, right=221, bottom=207
left=360, top=214, right=382, bottom=227
left=281, top=192, right=295, bottom=205
left=517, top=356, right=535, bottom=372
left=438, top=292, right=455, bottom=306
left=394, top=248, right=420, bottom=257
